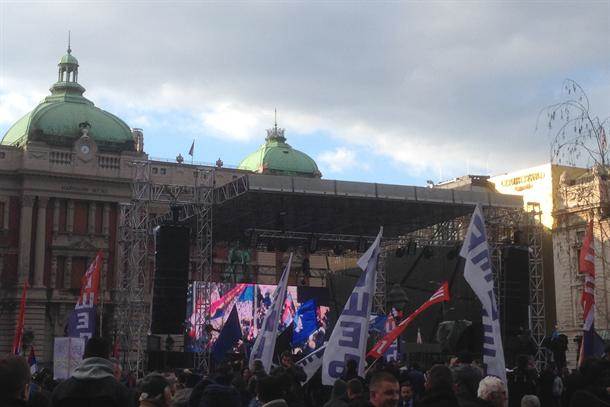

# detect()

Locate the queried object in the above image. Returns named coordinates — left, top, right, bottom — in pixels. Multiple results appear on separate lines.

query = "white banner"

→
left=322, top=228, right=382, bottom=385
left=295, top=345, right=326, bottom=384
left=460, top=205, right=507, bottom=383
left=53, top=337, right=85, bottom=380
left=249, top=253, right=293, bottom=373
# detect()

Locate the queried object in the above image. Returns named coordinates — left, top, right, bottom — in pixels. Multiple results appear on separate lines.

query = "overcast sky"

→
left=1, top=1, right=608, bottom=185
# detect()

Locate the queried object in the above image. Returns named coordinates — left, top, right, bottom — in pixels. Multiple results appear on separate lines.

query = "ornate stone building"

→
left=552, top=167, right=610, bottom=367
left=0, top=47, right=327, bottom=365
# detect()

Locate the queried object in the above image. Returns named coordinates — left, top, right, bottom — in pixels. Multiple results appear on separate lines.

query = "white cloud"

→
left=318, top=147, right=364, bottom=174
left=0, top=2, right=608, bottom=181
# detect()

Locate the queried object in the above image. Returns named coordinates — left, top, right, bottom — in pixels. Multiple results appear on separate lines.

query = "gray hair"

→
left=521, top=395, right=540, bottom=407
left=477, top=375, right=506, bottom=400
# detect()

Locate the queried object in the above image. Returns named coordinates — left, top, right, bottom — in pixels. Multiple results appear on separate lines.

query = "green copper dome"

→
left=238, top=124, right=321, bottom=178
left=1, top=48, right=135, bottom=151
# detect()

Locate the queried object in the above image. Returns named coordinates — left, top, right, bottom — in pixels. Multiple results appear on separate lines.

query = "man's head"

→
left=83, top=336, right=110, bottom=359
left=109, top=358, right=122, bottom=380
left=453, top=364, right=483, bottom=398
left=400, top=381, right=413, bottom=401
left=257, top=376, right=284, bottom=403
left=280, top=351, right=293, bottom=368
left=425, top=364, right=454, bottom=393
left=347, top=378, right=364, bottom=400
left=521, top=395, right=540, bottom=407
left=477, top=376, right=507, bottom=407
left=369, top=371, right=400, bottom=407
left=0, top=355, right=31, bottom=401
left=138, top=373, right=172, bottom=407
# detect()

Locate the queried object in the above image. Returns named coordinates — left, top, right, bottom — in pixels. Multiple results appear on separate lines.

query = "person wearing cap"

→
left=138, top=374, right=173, bottom=407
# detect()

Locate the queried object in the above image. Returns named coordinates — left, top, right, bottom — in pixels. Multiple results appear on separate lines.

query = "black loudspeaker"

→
left=501, top=246, right=530, bottom=337
left=151, top=226, right=190, bottom=334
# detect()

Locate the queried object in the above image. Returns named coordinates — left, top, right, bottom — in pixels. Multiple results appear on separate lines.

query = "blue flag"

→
left=211, top=305, right=242, bottom=363
left=291, top=299, right=318, bottom=347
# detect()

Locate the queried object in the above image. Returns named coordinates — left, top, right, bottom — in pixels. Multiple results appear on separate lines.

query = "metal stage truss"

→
left=117, top=169, right=546, bottom=374
left=116, top=164, right=249, bottom=374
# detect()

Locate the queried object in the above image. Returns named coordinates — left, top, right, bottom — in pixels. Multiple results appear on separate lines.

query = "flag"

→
left=249, top=254, right=293, bottom=372
left=460, top=205, right=506, bottom=383
left=322, top=228, right=382, bottom=385
left=28, top=346, right=37, bottom=375
left=296, top=345, right=326, bottom=384
left=188, top=140, right=194, bottom=156
left=291, top=299, right=318, bottom=347
left=416, top=328, right=423, bottom=344
left=12, top=281, right=29, bottom=355
left=210, top=284, right=247, bottom=320
left=369, top=314, right=387, bottom=333
left=368, top=281, right=450, bottom=359
left=579, top=220, right=602, bottom=364
left=67, top=251, right=103, bottom=340
left=281, top=292, right=296, bottom=327
left=211, top=305, right=242, bottom=363
left=384, top=314, right=399, bottom=362
left=580, top=220, right=595, bottom=331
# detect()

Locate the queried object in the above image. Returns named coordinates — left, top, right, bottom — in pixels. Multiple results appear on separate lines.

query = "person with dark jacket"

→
left=51, top=337, right=134, bottom=407
left=416, top=365, right=459, bottom=407
left=0, top=355, right=31, bottom=407
left=452, top=364, right=483, bottom=407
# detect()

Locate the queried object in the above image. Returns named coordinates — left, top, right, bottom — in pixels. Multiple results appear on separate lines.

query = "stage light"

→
left=407, top=240, right=417, bottom=256
left=333, top=244, right=344, bottom=256
left=395, top=246, right=406, bottom=258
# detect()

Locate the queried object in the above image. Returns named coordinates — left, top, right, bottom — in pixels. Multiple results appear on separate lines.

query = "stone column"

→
left=18, top=195, right=35, bottom=284
left=64, top=257, right=72, bottom=289
left=53, top=199, right=60, bottom=233
left=88, top=202, right=96, bottom=235
left=67, top=200, right=74, bottom=234
left=34, top=196, right=49, bottom=287
left=50, top=256, right=58, bottom=288
left=102, top=203, right=110, bottom=236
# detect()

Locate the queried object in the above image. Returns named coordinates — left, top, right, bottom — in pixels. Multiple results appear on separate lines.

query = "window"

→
left=152, top=167, right=158, bottom=174
left=160, top=168, right=167, bottom=175
left=0, top=151, right=5, bottom=159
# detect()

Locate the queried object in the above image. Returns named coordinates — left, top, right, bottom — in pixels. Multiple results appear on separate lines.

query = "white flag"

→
left=322, top=228, right=382, bottom=385
left=295, top=345, right=326, bottom=384
left=460, top=205, right=507, bottom=383
left=249, top=253, right=293, bottom=373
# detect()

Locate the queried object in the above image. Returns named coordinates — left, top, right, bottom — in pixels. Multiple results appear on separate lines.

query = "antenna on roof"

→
left=67, top=30, right=72, bottom=54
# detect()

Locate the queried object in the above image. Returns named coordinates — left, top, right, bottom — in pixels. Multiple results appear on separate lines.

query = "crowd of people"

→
left=4, top=337, right=610, bottom=407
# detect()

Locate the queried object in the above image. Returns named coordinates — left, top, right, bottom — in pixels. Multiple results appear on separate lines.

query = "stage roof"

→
left=212, top=174, right=523, bottom=242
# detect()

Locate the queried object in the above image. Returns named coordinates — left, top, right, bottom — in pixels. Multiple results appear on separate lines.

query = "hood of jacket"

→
left=72, top=357, right=115, bottom=380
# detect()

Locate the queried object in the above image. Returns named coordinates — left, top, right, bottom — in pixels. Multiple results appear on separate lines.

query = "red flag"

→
left=367, top=281, right=450, bottom=360
left=112, top=336, right=120, bottom=359
left=12, top=281, right=29, bottom=355
left=580, top=220, right=595, bottom=331
left=75, top=251, right=103, bottom=308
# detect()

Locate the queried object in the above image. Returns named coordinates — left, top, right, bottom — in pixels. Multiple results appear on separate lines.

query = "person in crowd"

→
left=324, top=379, right=348, bottom=407
left=198, top=380, right=241, bottom=407
left=369, top=371, right=400, bottom=407
left=51, top=336, right=134, bottom=407
left=249, top=360, right=269, bottom=397
left=272, top=351, right=307, bottom=406
left=477, top=376, right=507, bottom=407
left=568, top=358, right=610, bottom=407
left=0, top=355, right=31, bottom=407
left=398, top=380, right=414, bottom=407
left=417, top=364, right=459, bottom=407
left=256, top=376, right=288, bottom=407
left=507, top=355, right=537, bottom=407
left=346, top=378, right=368, bottom=406
left=404, top=363, right=425, bottom=400
left=519, top=395, right=539, bottom=407
left=138, top=374, right=173, bottom=407
left=452, top=364, right=483, bottom=407
left=537, top=364, right=561, bottom=407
